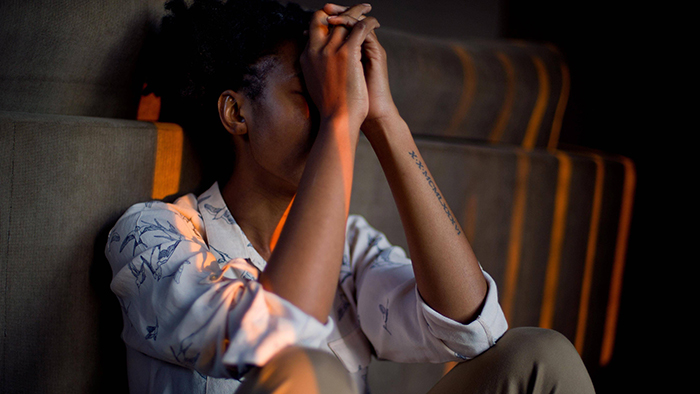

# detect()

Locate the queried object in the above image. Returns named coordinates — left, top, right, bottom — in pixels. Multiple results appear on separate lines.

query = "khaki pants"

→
left=236, top=327, right=596, bottom=394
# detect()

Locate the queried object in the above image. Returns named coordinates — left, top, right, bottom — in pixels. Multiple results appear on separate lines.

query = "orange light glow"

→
left=574, top=154, right=604, bottom=354
left=253, top=347, right=321, bottom=393
left=151, top=122, right=184, bottom=200
left=600, top=157, right=636, bottom=366
left=329, top=115, right=356, bottom=218
left=137, top=84, right=162, bottom=121
left=539, top=152, right=571, bottom=329
left=446, top=44, right=476, bottom=136
left=521, top=56, right=549, bottom=150
left=270, top=196, right=294, bottom=252
left=547, top=59, right=570, bottom=150
left=443, top=361, right=458, bottom=376
left=502, top=152, right=530, bottom=322
left=489, top=51, right=515, bottom=144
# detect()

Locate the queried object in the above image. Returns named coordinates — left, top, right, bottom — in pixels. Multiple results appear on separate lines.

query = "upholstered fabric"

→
left=350, top=136, right=633, bottom=372
left=0, top=111, right=200, bottom=393
left=0, top=2, right=634, bottom=393
left=378, top=29, right=569, bottom=148
left=0, top=109, right=632, bottom=393
left=0, top=0, right=567, bottom=146
left=0, top=0, right=164, bottom=119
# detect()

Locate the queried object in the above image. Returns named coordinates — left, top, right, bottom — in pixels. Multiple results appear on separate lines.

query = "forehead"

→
left=265, top=40, right=303, bottom=85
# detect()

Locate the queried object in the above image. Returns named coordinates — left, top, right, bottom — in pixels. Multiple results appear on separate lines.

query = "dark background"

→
left=294, top=0, right=677, bottom=391
left=501, top=2, right=676, bottom=392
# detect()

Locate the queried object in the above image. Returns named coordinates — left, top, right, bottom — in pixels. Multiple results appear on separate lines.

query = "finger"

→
left=325, top=4, right=372, bottom=48
left=326, top=14, right=364, bottom=46
left=323, top=3, right=350, bottom=15
left=343, top=16, right=380, bottom=49
left=361, top=30, right=384, bottom=64
left=307, top=9, right=331, bottom=50
left=327, top=21, right=351, bottom=49
left=360, top=28, right=379, bottom=47
left=327, top=14, right=366, bottom=27
left=340, top=3, right=372, bottom=20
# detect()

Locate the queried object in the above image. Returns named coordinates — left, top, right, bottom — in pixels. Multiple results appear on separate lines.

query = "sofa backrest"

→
left=381, top=29, right=570, bottom=149
left=0, top=2, right=633, bottom=393
left=0, top=112, right=164, bottom=392
left=0, top=0, right=164, bottom=119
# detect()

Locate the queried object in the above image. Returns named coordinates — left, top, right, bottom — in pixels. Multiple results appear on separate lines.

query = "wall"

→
left=292, top=0, right=502, bottom=39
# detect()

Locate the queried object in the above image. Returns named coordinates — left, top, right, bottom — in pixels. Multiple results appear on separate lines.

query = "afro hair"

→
left=148, top=0, right=311, bottom=118
left=145, top=0, right=313, bottom=186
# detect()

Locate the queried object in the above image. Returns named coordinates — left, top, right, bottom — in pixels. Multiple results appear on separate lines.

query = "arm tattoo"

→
left=409, top=151, right=461, bottom=235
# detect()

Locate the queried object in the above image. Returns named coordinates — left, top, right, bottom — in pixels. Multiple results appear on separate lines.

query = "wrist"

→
left=362, top=103, right=402, bottom=131
left=317, top=114, right=361, bottom=150
left=361, top=108, right=408, bottom=146
left=320, top=111, right=363, bottom=137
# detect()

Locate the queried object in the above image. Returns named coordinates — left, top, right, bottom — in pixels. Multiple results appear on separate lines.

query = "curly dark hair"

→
left=145, top=0, right=312, bottom=185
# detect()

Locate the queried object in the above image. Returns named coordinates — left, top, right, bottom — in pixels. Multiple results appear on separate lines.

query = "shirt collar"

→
left=197, top=182, right=267, bottom=272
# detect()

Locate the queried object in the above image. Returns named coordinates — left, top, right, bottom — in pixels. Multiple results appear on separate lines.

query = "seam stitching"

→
left=477, top=316, right=494, bottom=346
left=1, top=121, right=16, bottom=390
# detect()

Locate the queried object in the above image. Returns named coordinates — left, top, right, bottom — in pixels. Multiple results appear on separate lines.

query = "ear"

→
left=218, top=90, right=248, bottom=136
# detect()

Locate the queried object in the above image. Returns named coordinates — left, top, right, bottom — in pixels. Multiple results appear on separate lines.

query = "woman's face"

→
left=241, top=39, right=319, bottom=191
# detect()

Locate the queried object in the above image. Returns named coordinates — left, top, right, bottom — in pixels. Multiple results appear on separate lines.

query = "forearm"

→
left=260, top=116, right=358, bottom=323
left=363, top=114, right=487, bottom=323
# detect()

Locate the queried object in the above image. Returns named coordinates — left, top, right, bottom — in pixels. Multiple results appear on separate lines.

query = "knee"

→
left=243, top=346, right=355, bottom=394
left=493, top=328, right=594, bottom=393
left=499, top=327, right=580, bottom=368
left=431, top=329, right=594, bottom=394
left=265, top=346, right=348, bottom=380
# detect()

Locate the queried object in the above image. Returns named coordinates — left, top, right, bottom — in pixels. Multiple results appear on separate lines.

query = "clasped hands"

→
left=301, top=3, right=398, bottom=136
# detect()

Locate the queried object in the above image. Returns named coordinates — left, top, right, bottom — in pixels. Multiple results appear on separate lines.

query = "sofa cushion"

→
left=350, top=136, right=634, bottom=374
left=0, top=110, right=633, bottom=393
left=0, top=0, right=165, bottom=119
left=0, top=111, right=198, bottom=393
left=378, top=29, right=569, bottom=148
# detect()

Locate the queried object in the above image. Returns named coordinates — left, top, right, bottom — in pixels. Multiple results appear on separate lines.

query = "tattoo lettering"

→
left=409, top=151, right=461, bottom=235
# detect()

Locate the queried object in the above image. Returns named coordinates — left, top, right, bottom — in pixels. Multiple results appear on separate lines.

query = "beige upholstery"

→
left=0, top=1, right=634, bottom=393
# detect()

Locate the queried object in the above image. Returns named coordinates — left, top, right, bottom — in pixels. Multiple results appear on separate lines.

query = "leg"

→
left=236, top=346, right=358, bottom=394
left=427, top=327, right=595, bottom=394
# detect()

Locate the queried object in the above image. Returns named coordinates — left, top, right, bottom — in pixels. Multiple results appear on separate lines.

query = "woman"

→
left=106, top=1, right=595, bottom=393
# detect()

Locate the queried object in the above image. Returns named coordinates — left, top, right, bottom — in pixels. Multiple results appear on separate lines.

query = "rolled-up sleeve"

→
left=417, top=270, right=508, bottom=360
left=349, top=215, right=507, bottom=363
left=106, top=201, right=333, bottom=379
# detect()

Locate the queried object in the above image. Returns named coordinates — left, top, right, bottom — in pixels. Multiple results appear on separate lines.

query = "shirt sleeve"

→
left=105, top=199, right=333, bottom=379
left=348, top=215, right=508, bottom=363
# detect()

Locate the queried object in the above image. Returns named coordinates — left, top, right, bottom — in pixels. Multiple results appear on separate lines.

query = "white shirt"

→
left=106, top=182, right=508, bottom=394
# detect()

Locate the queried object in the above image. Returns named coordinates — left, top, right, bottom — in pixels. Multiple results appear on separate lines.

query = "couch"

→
left=0, top=1, right=634, bottom=392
